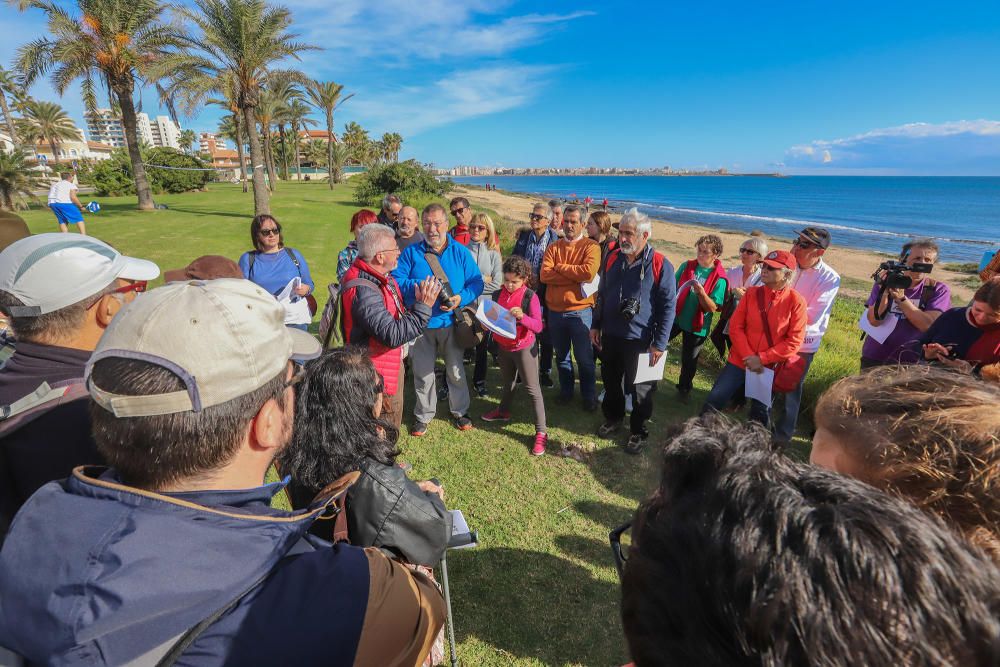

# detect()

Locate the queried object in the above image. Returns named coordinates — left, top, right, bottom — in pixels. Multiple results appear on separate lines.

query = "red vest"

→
left=341, top=259, right=406, bottom=396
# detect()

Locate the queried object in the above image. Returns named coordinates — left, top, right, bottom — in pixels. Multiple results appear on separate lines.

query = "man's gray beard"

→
left=620, top=242, right=635, bottom=254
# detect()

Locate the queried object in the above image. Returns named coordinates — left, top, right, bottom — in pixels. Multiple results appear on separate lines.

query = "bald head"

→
left=397, top=206, right=419, bottom=238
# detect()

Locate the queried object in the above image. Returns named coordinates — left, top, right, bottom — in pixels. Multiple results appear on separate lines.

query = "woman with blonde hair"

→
left=468, top=212, right=503, bottom=396
left=812, top=365, right=1000, bottom=561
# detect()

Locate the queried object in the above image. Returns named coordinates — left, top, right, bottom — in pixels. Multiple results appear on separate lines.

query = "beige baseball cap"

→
left=86, top=278, right=321, bottom=417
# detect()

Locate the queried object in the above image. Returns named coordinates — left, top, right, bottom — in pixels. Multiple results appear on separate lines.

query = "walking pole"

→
left=440, top=551, right=458, bottom=667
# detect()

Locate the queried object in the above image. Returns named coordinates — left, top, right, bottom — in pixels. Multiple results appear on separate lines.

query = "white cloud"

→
left=350, top=64, right=556, bottom=136
left=785, top=120, right=1000, bottom=174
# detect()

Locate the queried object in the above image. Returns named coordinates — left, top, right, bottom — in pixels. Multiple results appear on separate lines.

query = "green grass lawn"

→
left=16, top=182, right=866, bottom=666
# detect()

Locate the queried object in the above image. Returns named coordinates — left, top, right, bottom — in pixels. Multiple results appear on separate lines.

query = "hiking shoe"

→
left=531, top=432, right=548, bottom=456
left=410, top=421, right=429, bottom=437
left=474, top=381, right=488, bottom=397
left=539, top=373, right=554, bottom=388
left=454, top=414, right=474, bottom=431
left=481, top=408, right=511, bottom=422
left=583, top=399, right=600, bottom=413
left=598, top=420, right=623, bottom=437
left=624, top=431, right=648, bottom=455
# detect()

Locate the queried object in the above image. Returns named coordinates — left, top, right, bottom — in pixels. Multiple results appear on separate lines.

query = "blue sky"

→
left=3, top=0, right=1000, bottom=174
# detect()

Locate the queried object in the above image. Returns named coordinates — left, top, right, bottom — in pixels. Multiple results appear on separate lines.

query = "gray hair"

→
left=618, top=207, right=651, bottom=236
left=0, top=282, right=118, bottom=344
left=742, top=237, right=769, bottom=257
left=357, top=223, right=397, bottom=261
left=381, top=193, right=402, bottom=210
left=532, top=203, right=550, bottom=219
left=548, top=199, right=561, bottom=210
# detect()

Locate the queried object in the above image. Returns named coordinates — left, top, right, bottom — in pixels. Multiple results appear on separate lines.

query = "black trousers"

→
left=669, top=325, right=707, bottom=393
left=600, top=335, right=657, bottom=435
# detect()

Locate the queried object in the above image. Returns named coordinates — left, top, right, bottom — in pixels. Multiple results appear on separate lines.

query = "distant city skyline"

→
left=2, top=1, right=999, bottom=174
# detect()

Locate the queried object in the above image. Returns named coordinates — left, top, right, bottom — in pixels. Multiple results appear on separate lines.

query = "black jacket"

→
left=347, top=457, right=452, bottom=567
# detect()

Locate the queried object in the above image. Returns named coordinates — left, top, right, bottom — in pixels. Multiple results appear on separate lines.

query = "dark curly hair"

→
left=502, top=255, right=532, bottom=280
left=280, top=348, right=400, bottom=498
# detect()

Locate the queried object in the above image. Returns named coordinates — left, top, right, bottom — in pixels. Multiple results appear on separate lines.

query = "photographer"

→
left=591, top=209, right=676, bottom=454
left=861, top=239, right=950, bottom=367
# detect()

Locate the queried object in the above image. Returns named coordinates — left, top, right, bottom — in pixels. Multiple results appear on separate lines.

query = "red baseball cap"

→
left=761, top=250, right=797, bottom=271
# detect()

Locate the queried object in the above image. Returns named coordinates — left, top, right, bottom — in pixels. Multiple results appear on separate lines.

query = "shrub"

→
left=353, top=160, right=451, bottom=207
left=81, top=147, right=210, bottom=196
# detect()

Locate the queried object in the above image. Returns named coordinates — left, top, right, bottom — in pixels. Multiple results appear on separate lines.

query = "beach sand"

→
left=451, top=185, right=977, bottom=302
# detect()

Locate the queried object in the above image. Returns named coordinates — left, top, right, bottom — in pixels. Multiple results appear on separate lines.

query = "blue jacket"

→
left=392, top=238, right=484, bottom=329
left=594, top=246, right=677, bottom=351
left=0, top=467, right=444, bottom=666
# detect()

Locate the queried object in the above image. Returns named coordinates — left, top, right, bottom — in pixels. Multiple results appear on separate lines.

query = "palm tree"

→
left=341, top=121, right=368, bottom=165
left=329, top=142, right=347, bottom=184
left=0, top=150, right=47, bottom=210
left=381, top=132, right=403, bottom=163
left=162, top=0, right=317, bottom=215
left=217, top=113, right=247, bottom=192
left=305, top=79, right=353, bottom=189
left=179, top=128, right=197, bottom=155
left=15, top=99, right=79, bottom=163
left=302, top=138, right=326, bottom=169
left=15, top=0, right=185, bottom=210
left=0, top=66, right=25, bottom=148
left=267, top=77, right=301, bottom=181
left=285, top=99, right=315, bottom=182
left=255, top=91, right=281, bottom=192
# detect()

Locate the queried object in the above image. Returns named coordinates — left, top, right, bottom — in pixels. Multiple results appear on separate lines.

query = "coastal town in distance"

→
left=439, top=165, right=782, bottom=177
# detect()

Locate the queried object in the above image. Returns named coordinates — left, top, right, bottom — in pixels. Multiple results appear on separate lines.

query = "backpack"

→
left=318, top=278, right=379, bottom=349
left=604, top=247, right=665, bottom=283
left=248, top=248, right=318, bottom=316
left=489, top=287, right=536, bottom=315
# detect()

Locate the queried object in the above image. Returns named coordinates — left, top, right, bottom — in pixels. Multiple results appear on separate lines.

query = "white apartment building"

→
left=86, top=108, right=183, bottom=150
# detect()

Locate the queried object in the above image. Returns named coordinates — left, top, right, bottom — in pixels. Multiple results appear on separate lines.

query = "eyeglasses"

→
left=470, top=225, right=488, bottom=231
left=739, top=248, right=758, bottom=255
left=377, top=246, right=401, bottom=256
left=609, top=521, right=632, bottom=580
left=114, top=280, right=147, bottom=295
left=529, top=213, right=546, bottom=221
left=284, top=362, right=307, bottom=389
left=450, top=206, right=468, bottom=217
left=259, top=227, right=281, bottom=237
left=793, top=238, right=818, bottom=250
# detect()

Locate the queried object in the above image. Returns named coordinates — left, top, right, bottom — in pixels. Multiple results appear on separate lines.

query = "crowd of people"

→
left=0, top=194, right=997, bottom=665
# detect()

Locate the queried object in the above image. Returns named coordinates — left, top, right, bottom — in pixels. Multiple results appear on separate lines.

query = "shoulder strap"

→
left=247, top=251, right=256, bottom=279
left=918, top=279, right=936, bottom=310
left=284, top=247, right=302, bottom=278
left=521, top=287, right=535, bottom=313
left=424, top=251, right=451, bottom=287
left=604, top=248, right=621, bottom=274
left=757, top=288, right=775, bottom=349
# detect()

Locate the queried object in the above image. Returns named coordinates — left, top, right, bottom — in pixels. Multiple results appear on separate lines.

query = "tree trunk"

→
left=48, top=138, right=58, bottom=166
left=0, top=94, right=17, bottom=148
left=115, top=85, right=155, bottom=211
left=242, top=105, right=270, bottom=215
left=293, top=129, right=302, bottom=182
left=325, top=111, right=334, bottom=189
left=262, top=128, right=277, bottom=192
left=234, top=114, right=248, bottom=193
left=278, top=125, right=289, bottom=180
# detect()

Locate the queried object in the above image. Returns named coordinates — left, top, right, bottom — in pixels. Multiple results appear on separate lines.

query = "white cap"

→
left=86, top=278, right=322, bottom=417
left=0, top=233, right=160, bottom=316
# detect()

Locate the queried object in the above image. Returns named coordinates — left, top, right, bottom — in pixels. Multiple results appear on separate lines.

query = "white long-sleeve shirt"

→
left=791, top=258, right=840, bottom=354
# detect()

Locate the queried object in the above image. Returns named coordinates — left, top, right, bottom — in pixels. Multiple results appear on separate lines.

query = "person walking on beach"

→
left=47, top=173, right=86, bottom=235
left=540, top=204, right=601, bottom=410
left=772, top=227, right=840, bottom=445
left=512, top=203, right=560, bottom=387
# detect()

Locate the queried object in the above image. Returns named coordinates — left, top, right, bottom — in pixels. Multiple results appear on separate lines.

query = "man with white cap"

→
left=0, top=233, right=159, bottom=537
left=0, top=279, right=445, bottom=665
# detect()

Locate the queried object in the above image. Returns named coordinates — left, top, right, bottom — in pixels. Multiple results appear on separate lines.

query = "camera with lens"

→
left=619, top=298, right=641, bottom=321
left=872, top=260, right=933, bottom=290
left=438, top=281, right=455, bottom=307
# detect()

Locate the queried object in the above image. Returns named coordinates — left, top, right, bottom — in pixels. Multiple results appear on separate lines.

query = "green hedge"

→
left=81, top=147, right=210, bottom=196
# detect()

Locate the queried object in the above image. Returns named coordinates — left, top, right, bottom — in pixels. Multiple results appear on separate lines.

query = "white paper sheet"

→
left=581, top=274, right=600, bottom=298
left=276, top=277, right=312, bottom=325
left=634, top=351, right=668, bottom=384
left=858, top=308, right=898, bottom=344
left=744, top=367, right=775, bottom=407
left=475, top=298, right=517, bottom=339
left=449, top=509, right=478, bottom=549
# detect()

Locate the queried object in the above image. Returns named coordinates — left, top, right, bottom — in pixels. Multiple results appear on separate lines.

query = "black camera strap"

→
left=617, top=245, right=650, bottom=305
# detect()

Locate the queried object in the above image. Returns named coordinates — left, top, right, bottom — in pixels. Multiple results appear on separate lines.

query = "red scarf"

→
left=675, top=259, right=727, bottom=332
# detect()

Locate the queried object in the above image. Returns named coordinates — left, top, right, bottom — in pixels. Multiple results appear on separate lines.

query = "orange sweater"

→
left=539, top=237, right=600, bottom=312
left=728, top=285, right=808, bottom=368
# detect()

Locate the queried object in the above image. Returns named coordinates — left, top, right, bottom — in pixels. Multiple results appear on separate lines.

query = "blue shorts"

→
left=50, top=203, right=84, bottom=225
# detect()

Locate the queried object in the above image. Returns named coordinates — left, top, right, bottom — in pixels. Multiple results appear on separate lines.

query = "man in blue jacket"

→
left=0, top=279, right=445, bottom=665
left=393, top=203, right=484, bottom=436
left=590, top=208, right=676, bottom=454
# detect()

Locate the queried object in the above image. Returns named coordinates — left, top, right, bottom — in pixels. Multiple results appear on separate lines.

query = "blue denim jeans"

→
left=547, top=308, right=596, bottom=402
left=701, top=362, right=770, bottom=426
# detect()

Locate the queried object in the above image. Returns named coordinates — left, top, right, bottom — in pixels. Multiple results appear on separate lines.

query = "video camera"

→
left=872, top=259, right=933, bottom=290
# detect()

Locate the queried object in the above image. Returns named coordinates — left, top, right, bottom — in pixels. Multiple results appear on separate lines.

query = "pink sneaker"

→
left=531, top=432, right=548, bottom=456
left=481, top=408, right=511, bottom=422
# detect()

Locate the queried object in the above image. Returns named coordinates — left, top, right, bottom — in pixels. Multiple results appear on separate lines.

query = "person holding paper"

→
left=860, top=239, right=950, bottom=368
left=540, top=204, right=601, bottom=411
left=481, top=256, right=548, bottom=456
left=701, top=250, right=807, bottom=427
left=591, top=208, right=676, bottom=454
left=238, top=214, right=315, bottom=330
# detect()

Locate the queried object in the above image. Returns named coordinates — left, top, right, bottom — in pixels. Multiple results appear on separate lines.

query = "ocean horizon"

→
left=453, top=175, right=998, bottom=263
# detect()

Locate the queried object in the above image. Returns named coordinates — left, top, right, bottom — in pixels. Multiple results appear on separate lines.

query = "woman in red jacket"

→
left=701, top=250, right=807, bottom=426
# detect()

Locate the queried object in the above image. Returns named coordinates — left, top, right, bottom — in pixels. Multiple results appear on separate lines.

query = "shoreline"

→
left=451, top=184, right=977, bottom=302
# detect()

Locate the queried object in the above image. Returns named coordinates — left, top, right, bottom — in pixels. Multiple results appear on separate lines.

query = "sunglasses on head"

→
left=259, top=227, right=281, bottom=237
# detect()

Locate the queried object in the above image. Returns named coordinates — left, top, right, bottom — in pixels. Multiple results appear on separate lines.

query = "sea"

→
left=452, top=175, right=999, bottom=264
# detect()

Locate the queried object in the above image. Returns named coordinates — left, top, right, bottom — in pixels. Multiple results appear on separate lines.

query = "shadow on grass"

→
left=448, top=547, right=625, bottom=665
left=163, top=206, right=249, bottom=219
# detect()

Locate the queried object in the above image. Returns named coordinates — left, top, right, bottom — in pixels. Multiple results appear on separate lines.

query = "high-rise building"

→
left=85, top=108, right=182, bottom=150
left=199, top=132, right=228, bottom=153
